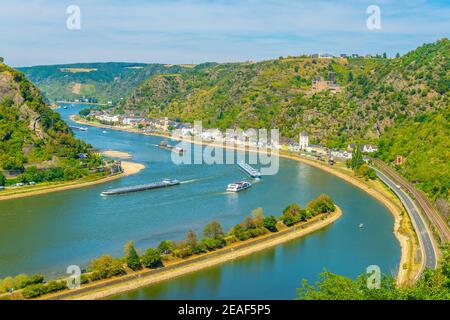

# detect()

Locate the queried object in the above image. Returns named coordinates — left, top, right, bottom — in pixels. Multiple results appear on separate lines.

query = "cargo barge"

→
left=101, top=179, right=180, bottom=196
left=238, top=162, right=261, bottom=179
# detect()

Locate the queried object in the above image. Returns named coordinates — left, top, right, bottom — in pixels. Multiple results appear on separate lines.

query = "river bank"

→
left=100, top=150, right=132, bottom=158
left=0, top=161, right=145, bottom=201
left=41, top=207, right=341, bottom=300
left=71, top=115, right=417, bottom=284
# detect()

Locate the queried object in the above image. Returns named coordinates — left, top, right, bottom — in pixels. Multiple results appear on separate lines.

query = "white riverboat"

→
left=226, top=181, right=252, bottom=192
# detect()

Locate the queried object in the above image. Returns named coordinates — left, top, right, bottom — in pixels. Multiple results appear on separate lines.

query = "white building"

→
left=122, top=117, right=145, bottom=126
left=363, top=144, right=378, bottom=153
left=96, top=114, right=120, bottom=123
left=299, top=131, right=309, bottom=150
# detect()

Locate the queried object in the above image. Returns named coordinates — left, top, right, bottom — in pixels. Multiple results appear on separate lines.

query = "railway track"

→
left=372, top=158, right=450, bottom=244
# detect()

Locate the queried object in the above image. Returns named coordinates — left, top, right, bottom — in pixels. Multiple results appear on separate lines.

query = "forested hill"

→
left=0, top=62, right=89, bottom=172
left=19, top=62, right=193, bottom=104
left=118, top=38, right=448, bottom=147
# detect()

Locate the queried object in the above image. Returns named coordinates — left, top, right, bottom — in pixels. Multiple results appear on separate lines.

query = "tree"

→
left=78, top=108, right=91, bottom=117
left=157, top=240, right=174, bottom=254
left=203, top=221, right=224, bottom=240
left=263, top=216, right=278, bottom=232
left=348, top=71, right=353, bottom=83
left=297, top=245, right=450, bottom=300
left=395, top=52, right=400, bottom=58
left=351, top=144, right=364, bottom=170
left=251, top=208, right=264, bottom=227
left=382, top=52, right=387, bottom=59
left=0, top=173, right=5, bottom=186
left=186, top=229, right=197, bottom=248
left=90, top=255, right=125, bottom=281
left=307, top=194, right=336, bottom=214
left=124, top=241, right=141, bottom=271
left=141, top=248, right=162, bottom=268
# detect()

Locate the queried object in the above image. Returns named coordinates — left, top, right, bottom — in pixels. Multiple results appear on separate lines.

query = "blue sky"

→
left=1, top=0, right=449, bottom=67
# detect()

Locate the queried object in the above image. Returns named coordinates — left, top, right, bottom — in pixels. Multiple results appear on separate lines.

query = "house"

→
left=122, top=117, right=145, bottom=126
left=363, top=144, right=378, bottom=153
left=299, top=131, right=309, bottom=150
left=395, top=155, right=406, bottom=166
left=96, top=114, right=120, bottom=123
left=311, top=73, right=341, bottom=93
left=347, top=144, right=356, bottom=152
left=330, top=149, right=352, bottom=160
left=305, top=144, right=327, bottom=155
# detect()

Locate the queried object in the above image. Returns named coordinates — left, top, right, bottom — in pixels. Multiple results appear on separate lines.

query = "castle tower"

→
left=299, top=131, right=309, bottom=150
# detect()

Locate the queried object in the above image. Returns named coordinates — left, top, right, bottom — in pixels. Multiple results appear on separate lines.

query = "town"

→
left=80, top=109, right=380, bottom=166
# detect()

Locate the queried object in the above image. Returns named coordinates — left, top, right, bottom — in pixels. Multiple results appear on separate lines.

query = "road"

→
left=372, top=167, right=437, bottom=272
left=372, top=159, right=450, bottom=243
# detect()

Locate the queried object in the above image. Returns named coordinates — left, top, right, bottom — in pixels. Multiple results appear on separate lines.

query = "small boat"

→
left=63, top=106, right=68, bottom=109
left=69, top=125, right=88, bottom=131
left=102, top=130, right=107, bottom=134
left=158, top=141, right=184, bottom=154
left=359, top=223, right=364, bottom=228
left=227, top=181, right=252, bottom=192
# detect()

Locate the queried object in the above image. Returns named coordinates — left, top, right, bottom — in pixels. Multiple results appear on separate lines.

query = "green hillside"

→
left=377, top=106, right=450, bottom=201
left=19, top=62, right=190, bottom=104
left=117, top=39, right=449, bottom=203
left=0, top=62, right=99, bottom=183
left=118, top=39, right=449, bottom=148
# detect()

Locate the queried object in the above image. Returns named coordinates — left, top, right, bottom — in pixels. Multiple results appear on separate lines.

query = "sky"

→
left=1, top=0, right=449, bottom=67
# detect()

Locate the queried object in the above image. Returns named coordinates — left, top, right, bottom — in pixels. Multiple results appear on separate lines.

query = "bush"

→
left=0, top=173, right=5, bottom=186
left=46, top=280, right=66, bottom=293
left=263, top=216, right=278, bottom=231
left=141, top=248, right=162, bottom=268
left=13, top=274, right=30, bottom=290
left=157, top=240, right=175, bottom=255
left=307, top=194, right=336, bottom=214
left=90, top=255, right=126, bottom=281
left=199, top=237, right=225, bottom=251
left=80, top=274, right=89, bottom=285
left=0, top=277, right=14, bottom=293
left=280, top=203, right=302, bottom=226
left=79, top=108, right=91, bottom=117
left=22, top=284, right=47, bottom=299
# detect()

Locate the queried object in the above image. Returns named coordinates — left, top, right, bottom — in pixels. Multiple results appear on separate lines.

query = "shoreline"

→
left=44, top=207, right=341, bottom=300
left=0, top=161, right=145, bottom=201
left=71, top=115, right=416, bottom=284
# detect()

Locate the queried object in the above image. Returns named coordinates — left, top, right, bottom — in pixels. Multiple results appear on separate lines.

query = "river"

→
left=0, top=104, right=400, bottom=299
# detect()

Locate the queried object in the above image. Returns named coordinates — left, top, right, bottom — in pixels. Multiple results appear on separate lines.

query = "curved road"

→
left=372, top=167, right=437, bottom=272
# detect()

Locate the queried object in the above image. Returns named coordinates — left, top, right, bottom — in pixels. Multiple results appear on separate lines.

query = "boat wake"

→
left=180, top=178, right=203, bottom=184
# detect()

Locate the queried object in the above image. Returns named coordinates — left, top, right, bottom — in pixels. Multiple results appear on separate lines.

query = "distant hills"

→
left=19, top=62, right=192, bottom=104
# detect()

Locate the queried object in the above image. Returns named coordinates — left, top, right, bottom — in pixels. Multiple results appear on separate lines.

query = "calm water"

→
left=0, top=104, right=400, bottom=299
